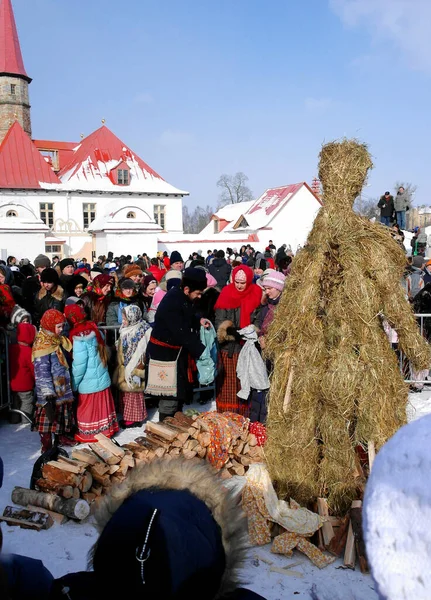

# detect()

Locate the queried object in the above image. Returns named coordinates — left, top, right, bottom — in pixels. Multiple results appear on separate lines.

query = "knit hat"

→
left=142, top=275, right=157, bottom=292
left=170, top=251, right=183, bottom=265
left=206, top=273, right=217, bottom=288
left=412, top=255, right=425, bottom=268
left=94, top=274, right=115, bottom=289
left=363, top=413, right=431, bottom=600
left=67, top=275, right=88, bottom=296
left=182, top=267, right=207, bottom=292
left=34, top=254, right=50, bottom=269
left=124, top=264, right=143, bottom=279
left=10, top=305, right=31, bottom=325
left=262, top=270, right=286, bottom=292
left=60, top=258, right=75, bottom=271
left=120, top=278, right=136, bottom=290
left=40, top=268, right=59, bottom=285
left=166, top=270, right=182, bottom=282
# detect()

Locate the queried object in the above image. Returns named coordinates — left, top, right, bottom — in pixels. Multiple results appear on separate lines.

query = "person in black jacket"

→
left=147, top=268, right=209, bottom=420
left=33, top=269, right=65, bottom=326
left=378, top=191, right=394, bottom=226
left=209, top=250, right=232, bottom=289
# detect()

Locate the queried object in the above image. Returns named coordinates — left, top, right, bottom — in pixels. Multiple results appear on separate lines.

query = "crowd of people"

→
left=0, top=241, right=293, bottom=453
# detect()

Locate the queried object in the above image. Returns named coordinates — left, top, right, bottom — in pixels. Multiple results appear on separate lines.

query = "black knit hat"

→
left=120, top=278, right=136, bottom=290
left=170, top=251, right=183, bottom=265
left=182, top=267, right=207, bottom=292
left=60, top=258, right=75, bottom=272
left=40, top=268, right=59, bottom=284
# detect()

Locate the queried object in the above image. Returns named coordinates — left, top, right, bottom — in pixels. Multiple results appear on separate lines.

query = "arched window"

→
left=6, top=210, right=17, bottom=217
left=127, top=211, right=136, bottom=219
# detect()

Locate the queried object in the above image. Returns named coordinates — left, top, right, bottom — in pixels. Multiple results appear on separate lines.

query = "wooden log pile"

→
left=11, top=413, right=265, bottom=525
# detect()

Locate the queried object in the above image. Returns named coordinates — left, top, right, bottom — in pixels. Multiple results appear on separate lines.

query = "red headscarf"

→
left=93, top=274, right=115, bottom=294
left=64, top=305, right=105, bottom=346
left=214, top=265, right=262, bottom=328
left=40, top=309, right=65, bottom=333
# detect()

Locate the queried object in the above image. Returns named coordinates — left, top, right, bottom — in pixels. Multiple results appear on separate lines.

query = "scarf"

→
left=119, top=304, right=151, bottom=387
left=214, top=265, right=262, bottom=328
left=32, top=309, right=72, bottom=366
left=65, top=304, right=107, bottom=366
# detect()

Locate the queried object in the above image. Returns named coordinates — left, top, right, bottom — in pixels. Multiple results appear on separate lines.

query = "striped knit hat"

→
left=262, top=270, right=286, bottom=292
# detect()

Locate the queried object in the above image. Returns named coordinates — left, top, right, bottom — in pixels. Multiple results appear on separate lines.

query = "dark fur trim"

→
left=89, top=459, right=249, bottom=598
left=217, top=320, right=236, bottom=344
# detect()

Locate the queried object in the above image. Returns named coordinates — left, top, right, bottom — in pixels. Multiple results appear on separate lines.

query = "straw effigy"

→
left=265, top=139, right=430, bottom=514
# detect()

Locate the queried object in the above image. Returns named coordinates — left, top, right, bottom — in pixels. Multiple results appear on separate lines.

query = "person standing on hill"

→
left=394, top=186, right=411, bottom=230
left=378, top=191, right=394, bottom=226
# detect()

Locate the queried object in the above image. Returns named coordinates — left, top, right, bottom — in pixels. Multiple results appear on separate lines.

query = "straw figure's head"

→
left=318, top=139, right=373, bottom=210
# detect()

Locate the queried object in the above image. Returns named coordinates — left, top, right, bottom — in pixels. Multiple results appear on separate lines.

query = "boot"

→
left=40, top=433, right=53, bottom=453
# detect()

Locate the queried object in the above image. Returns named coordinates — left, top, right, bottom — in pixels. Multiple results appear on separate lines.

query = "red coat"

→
left=163, top=256, right=170, bottom=269
left=267, top=258, right=275, bottom=269
left=9, top=323, right=36, bottom=392
left=148, top=265, right=165, bottom=283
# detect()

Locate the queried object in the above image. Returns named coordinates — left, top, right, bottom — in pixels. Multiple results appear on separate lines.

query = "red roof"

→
left=0, top=0, right=30, bottom=82
left=0, top=121, right=61, bottom=188
left=33, top=139, right=78, bottom=172
left=248, top=183, right=304, bottom=216
left=58, top=125, right=163, bottom=181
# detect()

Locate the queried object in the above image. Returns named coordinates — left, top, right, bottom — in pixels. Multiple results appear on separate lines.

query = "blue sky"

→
left=12, top=0, right=431, bottom=208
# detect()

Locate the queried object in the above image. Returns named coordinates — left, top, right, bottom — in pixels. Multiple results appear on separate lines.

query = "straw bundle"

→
left=265, top=139, right=430, bottom=514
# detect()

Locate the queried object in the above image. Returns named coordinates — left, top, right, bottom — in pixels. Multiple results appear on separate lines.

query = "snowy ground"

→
left=1, top=392, right=431, bottom=600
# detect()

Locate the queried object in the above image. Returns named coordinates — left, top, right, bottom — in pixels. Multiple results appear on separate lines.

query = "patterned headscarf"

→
left=33, top=309, right=72, bottom=366
left=119, top=305, right=151, bottom=387
left=65, top=304, right=107, bottom=366
left=93, top=274, right=115, bottom=295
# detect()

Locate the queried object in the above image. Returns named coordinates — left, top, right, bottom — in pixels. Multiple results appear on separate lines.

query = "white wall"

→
left=95, top=232, right=159, bottom=259
left=0, top=231, right=46, bottom=260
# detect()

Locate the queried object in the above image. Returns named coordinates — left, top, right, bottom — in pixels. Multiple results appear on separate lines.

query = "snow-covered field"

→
left=1, top=392, right=430, bottom=600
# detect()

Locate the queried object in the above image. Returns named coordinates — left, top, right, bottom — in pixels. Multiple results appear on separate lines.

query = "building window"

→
left=213, top=219, right=219, bottom=234
left=6, top=210, right=17, bottom=217
left=10, top=84, right=16, bottom=96
left=235, top=217, right=249, bottom=229
left=39, top=149, right=60, bottom=171
left=45, top=245, right=62, bottom=254
left=127, top=211, right=136, bottom=219
left=40, top=203, right=54, bottom=228
left=117, top=169, right=130, bottom=185
left=154, top=205, right=166, bottom=230
left=83, top=203, right=96, bottom=229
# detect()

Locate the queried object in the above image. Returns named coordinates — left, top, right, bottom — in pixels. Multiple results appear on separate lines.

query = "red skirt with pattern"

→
left=216, top=350, right=250, bottom=418
left=74, top=387, right=119, bottom=443
left=120, top=391, right=147, bottom=423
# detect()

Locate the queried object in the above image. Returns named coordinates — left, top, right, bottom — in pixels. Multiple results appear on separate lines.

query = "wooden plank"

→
left=42, top=464, right=82, bottom=488
left=71, top=450, right=98, bottom=466
left=368, top=440, right=376, bottom=472
left=89, top=443, right=121, bottom=465
left=78, top=471, right=93, bottom=493
left=57, top=456, right=89, bottom=471
left=344, top=520, right=355, bottom=569
left=163, top=417, right=191, bottom=433
left=27, top=504, right=67, bottom=526
left=145, top=421, right=178, bottom=442
left=327, top=516, right=349, bottom=556
left=1, top=506, right=53, bottom=530
left=47, top=460, right=84, bottom=475
left=317, top=498, right=335, bottom=546
left=145, top=433, right=170, bottom=450
left=94, top=434, right=125, bottom=458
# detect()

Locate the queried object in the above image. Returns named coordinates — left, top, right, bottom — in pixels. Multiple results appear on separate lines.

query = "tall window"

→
left=154, top=205, right=166, bottom=230
left=83, top=203, right=96, bottom=229
left=117, top=169, right=129, bottom=185
left=40, top=203, right=54, bottom=228
left=10, top=84, right=16, bottom=96
left=213, top=219, right=219, bottom=234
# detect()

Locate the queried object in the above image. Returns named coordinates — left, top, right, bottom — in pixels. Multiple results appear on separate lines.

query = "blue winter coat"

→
left=71, top=332, right=111, bottom=394
left=34, top=351, right=74, bottom=407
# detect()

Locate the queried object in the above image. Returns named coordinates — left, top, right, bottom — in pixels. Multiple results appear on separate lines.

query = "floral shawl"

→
left=119, top=305, right=150, bottom=387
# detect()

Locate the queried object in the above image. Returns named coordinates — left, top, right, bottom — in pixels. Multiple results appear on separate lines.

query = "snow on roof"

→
left=199, top=200, right=255, bottom=236
left=47, top=126, right=188, bottom=195
left=88, top=198, right=163, bottom=232
left=0, top=121, right=62, bottom=189
left=0, top=0, right=31, bottom=81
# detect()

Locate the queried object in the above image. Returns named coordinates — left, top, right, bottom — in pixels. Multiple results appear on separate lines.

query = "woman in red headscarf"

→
left=81, top=274, right=114, bottom=324
left=214, top=265, right=263, bottom=417
left=65, top=305, right=119, bottom=443
left=32, top=309, right=75, bottom=452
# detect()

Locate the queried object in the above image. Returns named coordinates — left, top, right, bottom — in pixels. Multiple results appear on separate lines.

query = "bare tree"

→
left=353, top=196, right=379, bottom=219
left=182, top=204, right=214, bottom=234
left=216, top=172, right=253, bottom=208
left=394, top=181, right=417, bottom=203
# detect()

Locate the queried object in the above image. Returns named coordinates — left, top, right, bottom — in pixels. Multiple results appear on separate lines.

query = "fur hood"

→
left=91, top=458, right=249, bottom=599
left=37, top=285, right=64, bottom=302
left=217, top=320, right=236, bottom=344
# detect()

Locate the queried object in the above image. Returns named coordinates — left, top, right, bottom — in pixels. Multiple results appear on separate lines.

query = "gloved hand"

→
left=226, top=326, right=242, bottom=343
left=42, top=396, right=56, bottom=424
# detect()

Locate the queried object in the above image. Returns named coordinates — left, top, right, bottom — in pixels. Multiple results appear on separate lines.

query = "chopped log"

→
left=47, top=460, right=84, bottom=475
left=197, top=432, right=211, bottom=448
left=243, top=443, right=250, bottom=455
left=154, top=447, right=166, bottom=458
left=82, top=492, right=96, bottom=503
left=190, top=428, right=201, bottom=440
left=134, top=437, right=160, bottom=453
left=247, top=433, right=258, bottom=447
left=110, top=474, right=126, bottom=485
left=182, top=449, right=197, bottom=460
left=71, top=449, right=98, bottom=465
left=72, top=487, right=81, bottom=500
left=317, top=498, right=335, bottom=546
left=195, top=419, right=209, bottom=432
left=235, top=441, right=245, bottom=454
left=240, top=455, right=252, bottom=467
left=89, top=443, right=121, bottom=465
left=230, top=460, right=245, bottom=476
left=78, top=471, right=93, bottom=494
left=57, top=456, right=89, bottom=471
left=175, top=432, right=191, bottom=445
left=94, top=434, right=125, bottom=458
left=145, top=433, right=170, bottom=450
left=196, top=445, right=207, bottom=459
left=163, top=417, right=190, bottom=433
left=172, top=438, right=186, bottom=448
left=42, top=464, right=82, bottom=488
left=173, top=412, right=194, bottom=426
left=35, top=479, right=74, bottom=499
left=350, top=500, right=368, bottom=574
left=0, top=506, right=53, bottom=530
left=122, top=444, right=148, bottom=459
left=120, top=454, right=135, bottom=469
left=11, top=487, right=90, bottom=521
left=344, top=520, right=356, bottom=569
left=145, top=421, right=178, bottom=442
left=27, top=504, right=67, bottom=526
left=90, top=483, right=103, bottom=497
left=327, top=516, right=350, bottom=556
left=90, top=471, right=111, bottom=487
left=108, top=465, right=120, bottom=475
left=87, top=457, right=110, bottom=476
left=170, top=448, right=181, bottom=456
left=220, top=469, right=232, bottom=479
left=186, top=439, right=199, bottom=451
left=117, top=462, right=130, bottom=477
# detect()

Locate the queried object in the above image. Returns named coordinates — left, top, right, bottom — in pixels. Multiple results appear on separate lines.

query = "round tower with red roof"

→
left=0, top=0, right=32, bottom=144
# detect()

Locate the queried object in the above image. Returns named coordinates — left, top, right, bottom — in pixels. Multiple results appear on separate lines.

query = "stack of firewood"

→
left=6, top=413, right=265, bottom=528
left=316, top=498, right=368, bottom=573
